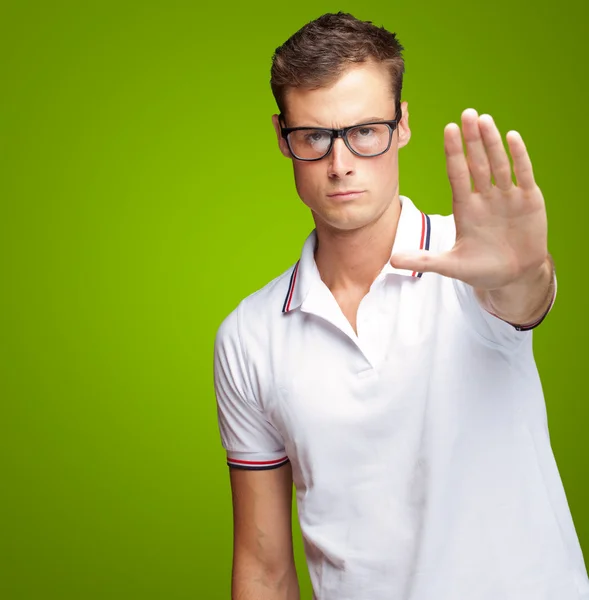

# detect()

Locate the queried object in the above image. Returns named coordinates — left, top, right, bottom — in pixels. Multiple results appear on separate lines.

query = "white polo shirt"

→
left=214, top=195, right=589, bottom=600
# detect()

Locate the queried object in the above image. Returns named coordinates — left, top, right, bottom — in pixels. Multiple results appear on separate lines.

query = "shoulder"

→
left=215, top=262, right=299, bottom=347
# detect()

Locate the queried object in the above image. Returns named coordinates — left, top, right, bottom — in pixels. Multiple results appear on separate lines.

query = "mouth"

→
left=327, top=190, right=365, bottom=199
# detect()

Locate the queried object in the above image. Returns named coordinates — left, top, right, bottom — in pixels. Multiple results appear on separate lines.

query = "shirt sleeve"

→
left=213, top=305, right=289, bottom=471
left=452, top=273, right=557, bottom=350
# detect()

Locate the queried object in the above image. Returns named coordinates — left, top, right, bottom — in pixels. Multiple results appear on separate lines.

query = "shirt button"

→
left=357, top=368, right=375, bottom=379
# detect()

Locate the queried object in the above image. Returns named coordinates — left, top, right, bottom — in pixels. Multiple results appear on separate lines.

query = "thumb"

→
left=390, top=250, right=457, bottom=277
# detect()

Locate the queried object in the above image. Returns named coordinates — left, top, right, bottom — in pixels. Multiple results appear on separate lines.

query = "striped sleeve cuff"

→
left=226, top=452, right=290, bottom=471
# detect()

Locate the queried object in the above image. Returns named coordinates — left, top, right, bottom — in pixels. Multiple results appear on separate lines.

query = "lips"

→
left=327, top=190, right=365, bottom=197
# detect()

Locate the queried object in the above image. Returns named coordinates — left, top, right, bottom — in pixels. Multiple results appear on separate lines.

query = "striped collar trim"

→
left=413, top=212, right=432, bottom=278
left=282, top=196, right=431, bottom=314
left=281, top=260, right=300, bottom=313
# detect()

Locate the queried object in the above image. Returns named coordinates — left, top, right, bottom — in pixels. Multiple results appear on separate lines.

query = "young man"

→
left=213, top=12, right=589, bottom=600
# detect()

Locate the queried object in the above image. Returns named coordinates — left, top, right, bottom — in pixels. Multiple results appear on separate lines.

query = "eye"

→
left=304, top=131, right=330, bottom=143
left=355, top=127, right=376, bottom=137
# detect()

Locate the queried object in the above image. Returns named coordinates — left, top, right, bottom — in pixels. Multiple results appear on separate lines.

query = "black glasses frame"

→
left=279, top=108, right=402, bottom=162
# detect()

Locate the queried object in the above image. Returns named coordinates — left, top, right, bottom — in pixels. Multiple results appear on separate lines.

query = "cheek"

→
left=370, top=149, right=399, bottom=184
left=292, top=162, right=324, bottom=203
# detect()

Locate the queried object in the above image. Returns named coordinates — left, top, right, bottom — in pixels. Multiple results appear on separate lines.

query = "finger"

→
left=506, top=130, right=536, bottom=191
left=390, top=250, right=458, bottom=279
left=462, top=108, right=492, bottom=194
left=479, top=114, right=513, bottom=192
left=444, top=123, right=471, bottom=204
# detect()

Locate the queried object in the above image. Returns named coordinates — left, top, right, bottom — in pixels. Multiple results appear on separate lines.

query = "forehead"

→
left=284, top=61, right=395, bottom=128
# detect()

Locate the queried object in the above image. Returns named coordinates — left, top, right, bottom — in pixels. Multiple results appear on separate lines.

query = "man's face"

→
left=272, top=61, right=411, bottom=233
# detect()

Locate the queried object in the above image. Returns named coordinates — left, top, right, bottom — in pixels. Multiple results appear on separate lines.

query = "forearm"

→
left=232, top=561, right=300, bottom=600
left=475, top=254, right=555, bottom=327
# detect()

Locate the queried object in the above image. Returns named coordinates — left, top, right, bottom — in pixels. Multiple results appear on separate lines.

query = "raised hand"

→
left=391, top=108, right=549, bottom=291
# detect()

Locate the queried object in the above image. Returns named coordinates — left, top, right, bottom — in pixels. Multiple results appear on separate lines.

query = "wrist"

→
left=517, top=254, right=553, bottom=289
left=484, top=254, right=554, bottom=326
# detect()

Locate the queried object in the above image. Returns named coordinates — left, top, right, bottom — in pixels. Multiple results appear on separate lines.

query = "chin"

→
left=315, top=207, right=381, bottom=233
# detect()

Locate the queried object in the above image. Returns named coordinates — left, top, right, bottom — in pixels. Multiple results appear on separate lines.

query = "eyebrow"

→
left=289, top=117, right=390, bottom=129
left=354, top=117, right=388, bottom=124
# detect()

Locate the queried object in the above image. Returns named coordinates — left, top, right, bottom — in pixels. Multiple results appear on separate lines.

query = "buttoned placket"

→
left=299, top=269, right=393, bottom=373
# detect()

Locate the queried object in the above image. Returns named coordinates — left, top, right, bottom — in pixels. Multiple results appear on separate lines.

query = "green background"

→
left=1, top=0, right=587, bottom=598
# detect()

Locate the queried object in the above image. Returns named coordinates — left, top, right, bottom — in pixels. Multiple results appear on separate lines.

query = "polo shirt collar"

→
left=282, top=195, right=431, bottom=314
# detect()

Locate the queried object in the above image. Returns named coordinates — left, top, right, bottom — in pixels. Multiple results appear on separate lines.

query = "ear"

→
left=272, top=114, right=293, bottom=158
left=397, top=101, right=411, bottom=149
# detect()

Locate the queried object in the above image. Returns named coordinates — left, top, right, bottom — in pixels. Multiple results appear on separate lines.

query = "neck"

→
left=314, top=196, right=402, bottom=294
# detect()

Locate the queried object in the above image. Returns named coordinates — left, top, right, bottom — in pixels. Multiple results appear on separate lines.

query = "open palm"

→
left=391, top=109, right=548, bottom=290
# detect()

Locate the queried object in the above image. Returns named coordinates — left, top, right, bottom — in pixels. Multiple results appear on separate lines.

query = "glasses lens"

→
left=347, top=123, right=392, bottom=156
left=287, top=129, right=332, bottom=160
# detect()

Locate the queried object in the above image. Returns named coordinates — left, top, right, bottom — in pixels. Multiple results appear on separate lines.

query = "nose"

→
left=327, top=137, right=355, bottom=179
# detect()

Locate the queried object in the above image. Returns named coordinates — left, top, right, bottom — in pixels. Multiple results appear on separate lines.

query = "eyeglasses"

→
left=280, top=108, right=402, bottom=161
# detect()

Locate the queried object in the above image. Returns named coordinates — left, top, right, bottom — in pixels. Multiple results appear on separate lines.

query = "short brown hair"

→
left=270, top=12, right=405, bottom=118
